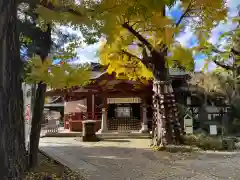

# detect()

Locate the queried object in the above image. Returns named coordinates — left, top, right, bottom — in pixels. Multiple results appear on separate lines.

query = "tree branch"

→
left=121, top=50, right=141, bottom=60
left=41, top=2, right=84, bottom=16
left=198, top=45, right=233, bottom=70
left=212, top=59, right=233, bottom=70
left=211, top=47, right=225, bottom=54
left=175, top=0, right=193, bottom=27
left=122, top=22, right=154, bottom=52
left=121, top=49, right=152, bottom=70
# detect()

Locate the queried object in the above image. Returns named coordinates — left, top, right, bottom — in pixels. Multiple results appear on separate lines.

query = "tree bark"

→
left=151, top=56, right=183, bottom=147
left=28, top=25, right=51, bottom=169
left=0, top=0, right=26, bottom=179
left=28, top=82, right=46, bottom=168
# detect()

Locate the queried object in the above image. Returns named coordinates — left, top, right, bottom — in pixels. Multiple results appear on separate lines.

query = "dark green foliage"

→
left=182, top=133, right=224, bottom=150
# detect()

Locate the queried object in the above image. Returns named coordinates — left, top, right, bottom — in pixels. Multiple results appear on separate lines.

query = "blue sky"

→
left=73, top=0, right=239, bottom=71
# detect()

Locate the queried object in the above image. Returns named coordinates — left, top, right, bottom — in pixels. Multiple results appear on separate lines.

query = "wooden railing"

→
left=69, top=112, right=102, bottom=121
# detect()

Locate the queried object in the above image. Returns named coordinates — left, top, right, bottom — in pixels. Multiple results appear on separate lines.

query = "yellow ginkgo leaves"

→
left=34, top=0, right=228, bottom=82
left=26, top=55, right=91, bottom=89
left=167, top=44, right=195, bottom=71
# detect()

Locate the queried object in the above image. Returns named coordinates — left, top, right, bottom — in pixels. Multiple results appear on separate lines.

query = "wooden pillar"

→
left=97, top=93, right=108, bottom=133
left=140, top=96, right=148, bottom=133
left=92, top=94, right=95, bottom=119
left=87, top=93, right=93, bottom=119
left=63, top=96, right=69, bottom=129
left=103, top=93, right=108, bottom=128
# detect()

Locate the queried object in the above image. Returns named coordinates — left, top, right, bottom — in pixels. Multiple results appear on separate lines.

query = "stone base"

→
left=82, top=135, right=100, bottom=142
left=140, top=124, right=149, bottom=133
left=97, top=129, right=108, bottom=134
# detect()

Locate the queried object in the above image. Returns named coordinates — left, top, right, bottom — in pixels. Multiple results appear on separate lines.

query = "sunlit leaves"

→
left=73, top=0, right=227, bottom=79
left=188, top=0, right=227, bottom=33
left=19, top=34, right=32, bottom=45
left=25, top=35, right=90, bottom=88
left=26, top=55, right=52, bottom=83
left=34, top=0, right=228, bottom=81
left=167, top=44, right=195, bottom=71
left=99, top=41, right=153, bottom=80
left=49, top=63, right=91, bottom=89
left=26, top=55, right=91, bottom=89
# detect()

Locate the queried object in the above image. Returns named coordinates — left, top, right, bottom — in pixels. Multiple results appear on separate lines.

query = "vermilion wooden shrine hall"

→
left=46, top=63, right=189, bottom=133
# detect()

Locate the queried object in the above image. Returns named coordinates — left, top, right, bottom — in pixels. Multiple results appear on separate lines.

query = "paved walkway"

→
left=39, top=137, right=240, bottom=180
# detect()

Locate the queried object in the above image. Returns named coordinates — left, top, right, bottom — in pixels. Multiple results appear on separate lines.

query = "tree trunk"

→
left=151, top=57, right=183, bottom=147
left=28, top=82, right=46, bottom=168
left=0, top=0, right=26, bottom=178
left=28, top=25, right=51, bottom=169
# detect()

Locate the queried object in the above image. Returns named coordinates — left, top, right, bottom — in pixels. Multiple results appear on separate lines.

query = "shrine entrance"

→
left=107, top=97, right=142, bottom=131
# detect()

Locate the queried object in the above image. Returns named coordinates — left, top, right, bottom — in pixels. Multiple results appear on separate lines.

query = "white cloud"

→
left=175, top=26, right=194, bottom=47
left=208, top=21, right=236, bottom=44
left=72, top=43, right=99, bottom=64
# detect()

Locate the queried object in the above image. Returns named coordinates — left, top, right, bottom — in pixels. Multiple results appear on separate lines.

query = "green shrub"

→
left=182, top=133, right=223, bottom=150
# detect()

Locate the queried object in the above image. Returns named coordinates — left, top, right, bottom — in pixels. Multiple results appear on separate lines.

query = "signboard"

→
left=184, top=114, right=193, bottom=134
left=22, top=83, right=34, bottom=150
left=210, top=125, right=217, bottom=135
left=184, top=114, right=193, bottom=126
left=185, top=126, right=193, bottom=134
left=107, top=97, right=141, bottom=104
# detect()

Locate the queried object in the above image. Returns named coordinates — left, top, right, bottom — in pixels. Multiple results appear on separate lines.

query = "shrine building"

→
left=46, top=63, right=190, bottom=133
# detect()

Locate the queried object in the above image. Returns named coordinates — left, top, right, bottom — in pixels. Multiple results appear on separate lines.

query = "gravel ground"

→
left=24, top=152, right=85, bottom=180
left=40, top=137, right=240, bottom=180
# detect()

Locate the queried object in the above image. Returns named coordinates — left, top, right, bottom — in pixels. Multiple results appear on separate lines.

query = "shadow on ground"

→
left=97, top=139, right=131, bottom=143
left=40, top=138, right=240, bottom=180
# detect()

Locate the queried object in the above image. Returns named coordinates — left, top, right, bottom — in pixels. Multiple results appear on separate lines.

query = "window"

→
left=116, top=106, right=131, bottom=118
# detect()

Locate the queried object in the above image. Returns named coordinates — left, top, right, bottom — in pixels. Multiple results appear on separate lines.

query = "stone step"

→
left=43, top=131, right=151, bottom=139
left=98, top=132, right=150, bottom=139
left=43, top=132, right=82, bottom=137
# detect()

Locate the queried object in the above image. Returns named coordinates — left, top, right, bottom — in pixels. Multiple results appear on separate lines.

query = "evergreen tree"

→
left=0, top=0, right=26, bottom=178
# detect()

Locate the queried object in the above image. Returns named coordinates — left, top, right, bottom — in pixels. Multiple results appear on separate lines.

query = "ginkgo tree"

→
left=25, top=43, right=91, bottom=90
left=36, top=0, right=228, bottom=147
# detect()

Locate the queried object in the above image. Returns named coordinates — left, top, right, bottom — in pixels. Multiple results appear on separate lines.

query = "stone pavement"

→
left=39, top=137, right=240, bottom=180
